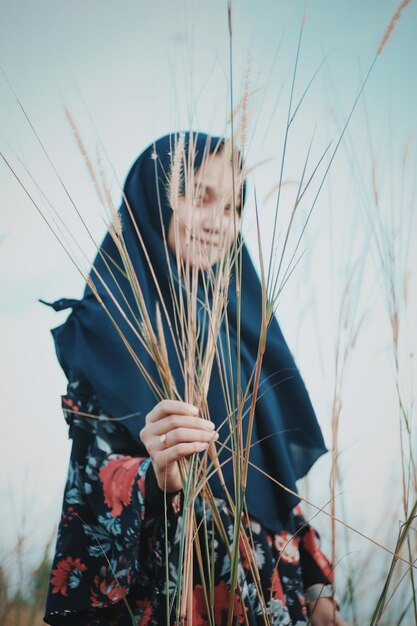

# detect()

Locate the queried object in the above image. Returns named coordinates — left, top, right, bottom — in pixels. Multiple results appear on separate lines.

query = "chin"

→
left=186, top=255, right=217, bottom=271
left=182, top=249, right=216, bottom=270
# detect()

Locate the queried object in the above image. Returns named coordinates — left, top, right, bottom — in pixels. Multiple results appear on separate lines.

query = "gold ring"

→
left=159, top=433, right=168, bottom=447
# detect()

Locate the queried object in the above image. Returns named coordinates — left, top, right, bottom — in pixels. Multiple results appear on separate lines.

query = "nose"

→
left=200, top=205, right=222, bottom=235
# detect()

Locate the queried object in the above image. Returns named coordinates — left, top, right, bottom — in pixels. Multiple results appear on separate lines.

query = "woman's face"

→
left=167, top=151, right=242, bottom=269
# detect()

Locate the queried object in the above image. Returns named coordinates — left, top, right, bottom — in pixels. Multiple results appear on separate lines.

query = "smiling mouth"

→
left=191, top=236, right=219, bottom=247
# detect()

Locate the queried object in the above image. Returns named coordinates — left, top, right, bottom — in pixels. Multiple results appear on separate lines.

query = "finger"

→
left=151, top=415, right=216, bottom=435
left=153, top=427, right=219, bottom=449
left=156, top=441, right=210, bottom=468
left=147, top=399, right=198, bottom=423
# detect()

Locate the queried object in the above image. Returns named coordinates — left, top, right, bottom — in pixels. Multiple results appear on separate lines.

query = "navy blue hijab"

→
left=45, top=131, right=328, bottom=532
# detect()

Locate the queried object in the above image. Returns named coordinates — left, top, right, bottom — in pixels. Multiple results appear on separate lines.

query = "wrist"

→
left=145, top=462, right=181, bottom=519
left=305, top=583, right=340, bottom=611
left=155, top=470, right=182, bottom=494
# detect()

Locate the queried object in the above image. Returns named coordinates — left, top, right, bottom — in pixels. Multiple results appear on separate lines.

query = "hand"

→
left=139, top=399, right=218, bottom=492
left=307, top=586, right=349, bottom=626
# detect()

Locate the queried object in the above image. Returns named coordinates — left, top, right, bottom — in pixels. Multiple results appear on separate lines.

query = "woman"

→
left=43, top=131, right=348, bottom=626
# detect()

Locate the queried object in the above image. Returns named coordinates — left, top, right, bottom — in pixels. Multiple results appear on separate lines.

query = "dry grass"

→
left=365, top=137, right=417, bottom=626
left=377, top=0, right=412, bottom=56
left=1, top=608, right=45, bottom=626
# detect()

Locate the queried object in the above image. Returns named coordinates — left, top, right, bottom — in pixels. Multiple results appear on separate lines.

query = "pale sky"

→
left=1, top=0, right=416, bottom=618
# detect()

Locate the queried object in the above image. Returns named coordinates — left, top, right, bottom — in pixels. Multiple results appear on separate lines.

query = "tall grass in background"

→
left=0, top=534, right=52, bottom=625
left=0, top=1, right=415, bottom=624
left=354, top=129, right=416, bottom=625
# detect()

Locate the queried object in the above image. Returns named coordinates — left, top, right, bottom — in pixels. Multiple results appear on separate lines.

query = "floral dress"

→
left=44, top=377, right=334, bottom=626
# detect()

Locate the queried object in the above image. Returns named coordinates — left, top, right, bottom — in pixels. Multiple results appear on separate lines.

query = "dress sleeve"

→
left=44, top=378, right=182, bottom=621
left=292, top=504, right=334, bottom=590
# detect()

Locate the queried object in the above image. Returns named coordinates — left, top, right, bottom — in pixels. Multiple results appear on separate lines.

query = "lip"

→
left=191, top=236, right=218, bottom=247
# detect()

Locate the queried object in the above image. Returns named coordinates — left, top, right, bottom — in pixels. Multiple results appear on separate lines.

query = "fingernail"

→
left=207, top=422, right=215, bottom=429
left=212, top=432, right=219, bottom=440
left=191, top=406, right=199, bottom=415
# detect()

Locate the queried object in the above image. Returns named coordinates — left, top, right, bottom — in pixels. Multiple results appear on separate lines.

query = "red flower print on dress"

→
left=90, top=566, right=129, bottom=607
left=62, top=397, right=79, bottom=412
left=300, top=527, right=334, bottom=583
left=274, top=531, right=300, bottom=565
left=186, top=584, right=208, bottom=626
left=135, top=598, right=153, bottom=626
left=213, top=580, right=246, bottom=625
left=269, top=569, right=286, bottom=604
left=50, top=556, right=87, bottom=596
left=99, top=456, right=142, bottom=516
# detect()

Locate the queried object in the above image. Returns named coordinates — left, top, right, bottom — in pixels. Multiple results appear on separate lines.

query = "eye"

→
left=194, top=188, right=206, bottom=206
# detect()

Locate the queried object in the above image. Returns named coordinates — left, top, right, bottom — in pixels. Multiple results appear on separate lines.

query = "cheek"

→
left=177, top=198, right=194, bottom=229
left=177, top=207, right=195, bottom=246
left=224, top=218, right=237, bottom=242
